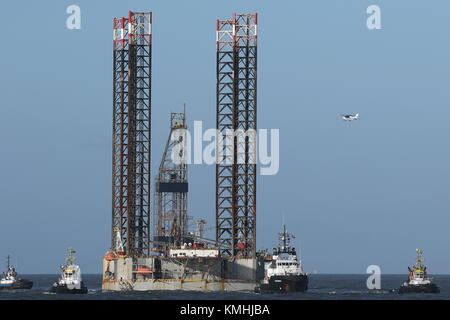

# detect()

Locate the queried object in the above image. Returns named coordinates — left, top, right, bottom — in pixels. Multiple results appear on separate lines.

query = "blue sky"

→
left=1, top=0, right=450, bottom=274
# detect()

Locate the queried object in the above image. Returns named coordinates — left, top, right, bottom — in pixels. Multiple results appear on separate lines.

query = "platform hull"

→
left=102, top=256, right=263, bottom=292
left=102, top=279, right=256, bottom=291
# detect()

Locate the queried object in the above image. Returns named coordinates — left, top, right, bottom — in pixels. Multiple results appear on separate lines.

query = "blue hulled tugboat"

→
left=256, top=225, right=308, bottom=293
left=50, top=249, right=88, bottom=294
left=0, top=256, right=33, bottom=290
left=398, top=248, right=440, bottom=294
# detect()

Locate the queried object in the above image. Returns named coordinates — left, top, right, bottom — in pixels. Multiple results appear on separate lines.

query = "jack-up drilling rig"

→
left=102, top=12, right=263, bottom=291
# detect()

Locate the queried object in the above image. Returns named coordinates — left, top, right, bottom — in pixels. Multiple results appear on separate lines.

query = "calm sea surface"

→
left=1, top=274, right=449, bottom=300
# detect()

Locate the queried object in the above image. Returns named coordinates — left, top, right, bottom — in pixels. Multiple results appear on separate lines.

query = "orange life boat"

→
left=136, top=267, right=153, bottom=275
left=104, top=252, right=116, bottom=261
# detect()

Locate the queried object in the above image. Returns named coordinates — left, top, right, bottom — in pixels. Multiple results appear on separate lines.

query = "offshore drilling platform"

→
left=102, top=11, right=263, bottom=291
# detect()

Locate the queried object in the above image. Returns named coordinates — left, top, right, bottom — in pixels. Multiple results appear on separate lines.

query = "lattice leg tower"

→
left=112, top=12, right=152, bottom=257
left=216, top=13, right=257, bottom=258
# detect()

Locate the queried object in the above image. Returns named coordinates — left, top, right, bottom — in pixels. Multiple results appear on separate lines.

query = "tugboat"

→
left=398, top=248, right=440, bottom=294
left=0, top=256, right=33, bottom=290
left=256, top=225, right=308, bottom=293
left=50, top=249, right=88, bottom=294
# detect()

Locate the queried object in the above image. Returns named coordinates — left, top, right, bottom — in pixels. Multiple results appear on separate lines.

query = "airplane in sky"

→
left=341, top=113, right=359, bottom=121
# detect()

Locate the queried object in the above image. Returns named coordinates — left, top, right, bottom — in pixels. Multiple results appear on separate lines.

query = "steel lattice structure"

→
left=112, top=12, right=152, bottom=257
left=154, top=111, right=188, bottom=250
left=216, top=13, right=257, bottom=258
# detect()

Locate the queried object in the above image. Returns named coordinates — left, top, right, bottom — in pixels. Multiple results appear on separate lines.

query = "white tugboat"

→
left=398, top=248, right=440, bottom=294
left=0, top=256, right=33, bottom=290
left=256, top=225, right=308, bottom=293
left=50, top=249, right=87, bottom=294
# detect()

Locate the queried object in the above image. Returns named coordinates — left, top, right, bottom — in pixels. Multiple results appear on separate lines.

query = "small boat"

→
left=0, top=256, right=33, bottom=290
left=256, top=225, right=308, bottom=293
left=398, top=248, right=440, bottom=294
left=50, top=249, right=88, bottom=294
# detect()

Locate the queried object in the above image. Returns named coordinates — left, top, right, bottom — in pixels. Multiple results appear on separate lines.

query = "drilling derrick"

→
left=216, top=14, right=258, bottom=258
left=154, top=111, right=188, bottom=252
left=112, top=12, right=152, bottom=257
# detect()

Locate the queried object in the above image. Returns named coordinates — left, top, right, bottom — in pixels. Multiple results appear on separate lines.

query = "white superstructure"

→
left=169, top=248, right=219, bottom=258
left=0, top=256, right=17, bottom=286
left=403, top=248, right=433, bottom=286
left=264, top=226, right=306, bottom=280
left=53, top=249, right=84, bottom=290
